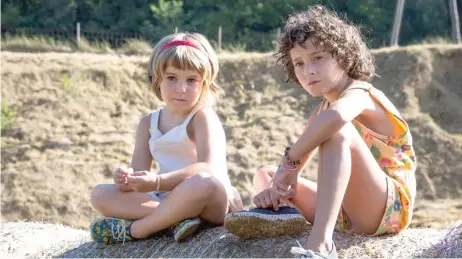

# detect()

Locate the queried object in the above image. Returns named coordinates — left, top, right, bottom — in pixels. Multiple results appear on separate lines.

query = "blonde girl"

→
left=90, top=32, right=243, bottom=245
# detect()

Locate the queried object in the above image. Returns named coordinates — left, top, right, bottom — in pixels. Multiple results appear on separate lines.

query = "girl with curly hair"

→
left=225, top=5, right=417, bottom=258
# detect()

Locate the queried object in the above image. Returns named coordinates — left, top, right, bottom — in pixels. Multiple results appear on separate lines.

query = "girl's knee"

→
left=186, top=172, right=222, bottom=197
left=253, top=165, right=277, bottom=183
left=90, top=184, right=113, bottom=211
left=324, top=122, right=358, bottom=146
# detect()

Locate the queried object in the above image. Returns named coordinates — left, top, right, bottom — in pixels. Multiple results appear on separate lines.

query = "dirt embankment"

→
left=1, top=45, right=461, bottom=230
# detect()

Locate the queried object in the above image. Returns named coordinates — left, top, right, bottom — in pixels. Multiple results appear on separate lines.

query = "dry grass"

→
left=1, top=36, right=73, bottom=52
left=1, top=221, right=461, bottom=258
left=0, top=36, right=264, bottom=56
left=0, top=36, right=149, bottom=55
left=117, top=39, right=153, bottom=55
left=435, top=220, right=462, bottom=257
left=372, top=43, right=462, bottom=55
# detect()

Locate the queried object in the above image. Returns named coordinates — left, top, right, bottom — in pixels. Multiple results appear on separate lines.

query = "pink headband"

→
left=160, top=40, right=202, bottom=52
left=149, top=40, right=205, bottom=83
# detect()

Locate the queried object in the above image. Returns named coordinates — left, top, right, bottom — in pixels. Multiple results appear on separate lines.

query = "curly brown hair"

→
left=276, top=5, right=376, bottom=84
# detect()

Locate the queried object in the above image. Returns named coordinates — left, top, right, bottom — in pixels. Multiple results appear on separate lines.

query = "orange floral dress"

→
left=318, top=83, right=417, bottom=236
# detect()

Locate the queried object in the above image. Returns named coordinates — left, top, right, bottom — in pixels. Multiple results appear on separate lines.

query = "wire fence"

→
left=2, top=22, right=459, bottom=52
left=1, top=25, right=142, bottom=48
left=1, top=24, right=281, bottom=52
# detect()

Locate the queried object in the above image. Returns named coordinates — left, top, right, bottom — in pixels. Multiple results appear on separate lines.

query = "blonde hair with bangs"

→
left=148, top=32, right=221, bottom=103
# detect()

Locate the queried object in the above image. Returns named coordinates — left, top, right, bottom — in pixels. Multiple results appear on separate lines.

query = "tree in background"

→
left=1, top=0, right=460, bottom=51
left=150, top=0, right=183, bottom=37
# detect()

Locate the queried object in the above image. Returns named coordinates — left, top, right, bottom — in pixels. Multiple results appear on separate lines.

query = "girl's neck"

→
left=323, top=77, right=355, bottom=103
left=163, top=105, right=191, bottom=123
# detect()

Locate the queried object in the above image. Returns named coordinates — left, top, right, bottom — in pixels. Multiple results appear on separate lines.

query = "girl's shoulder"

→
left=346, top=82, right=404, bottom=119
left=367, top=86, right=403, bottom=118
left=191, top=105, right=221, bottom=126
left=136, top=107, right=164, bottom=133
left=349, top=80, right=373, bottom=90
left=187, top=105, right=225, bottom=142
left=139, top=112, right=153, bottom=128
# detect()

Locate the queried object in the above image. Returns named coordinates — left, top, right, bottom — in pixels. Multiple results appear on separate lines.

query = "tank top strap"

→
left=338, top=81, right=373, bottom=99
left=339, top=81, right=408, bottom=134
left=319, top=82, right=372, bottom=114
left=315, top=99, right=330, bottom=115
left=368, top=87, right=408, bottom=133
left=368, top=87, right=404, bottom=120
left=182, top=103, right=207, bottom=127
left=149, top=108, right=162, bottom=134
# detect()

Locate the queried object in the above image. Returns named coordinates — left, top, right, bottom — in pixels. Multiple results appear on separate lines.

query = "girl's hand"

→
left=229, top=187, right=245, bottom=212
left=271, top=162, right=298, bottom=199
left=113, top=167, right=133, bottom=192
left=253, top=188, right=281, bottom=210
left=126, top=170, right=157, bottom=193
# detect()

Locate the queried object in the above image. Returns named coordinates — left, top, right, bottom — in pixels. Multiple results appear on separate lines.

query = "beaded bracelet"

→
left=278, top=162, right=298, bottom=172
left=284, top=147, right=301, bottom=166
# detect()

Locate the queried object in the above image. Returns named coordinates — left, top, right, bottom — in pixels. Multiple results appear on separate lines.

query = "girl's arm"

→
left=290, top=100, right=329, bottom=175
left=288, top=88, right=372, bottom=161
left=119, top=113, right=153, bottom=192
left=130, top=113, right=154, bottom=171
left=156, top=107, right=227, bottom=192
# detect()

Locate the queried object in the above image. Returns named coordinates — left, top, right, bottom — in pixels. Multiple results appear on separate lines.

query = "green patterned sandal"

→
left=171, top=217, right=202, bottom=242
left=90, top=217, right=137, bottom=245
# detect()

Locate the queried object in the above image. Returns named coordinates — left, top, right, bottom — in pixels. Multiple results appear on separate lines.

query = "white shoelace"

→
left=110, top=219, right=128, bottom=245
left=290, top=240, right=317, bottom=258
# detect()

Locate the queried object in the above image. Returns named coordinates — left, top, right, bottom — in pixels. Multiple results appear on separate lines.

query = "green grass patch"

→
left=1, top=101, right=16, bottom=132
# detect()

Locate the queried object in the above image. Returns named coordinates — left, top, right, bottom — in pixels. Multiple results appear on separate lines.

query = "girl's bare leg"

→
left=303, top=122, right=388, bottom=253
left=130, top=172, right=229, bottom=238
left=90, top=184, right=160, bottom=220
left=253, top=122, right=388, bottom=254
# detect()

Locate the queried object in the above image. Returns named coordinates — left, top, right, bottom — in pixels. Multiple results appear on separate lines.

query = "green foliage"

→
left=1, top=0, right=461, bottom=51
left=61, top=72, right=84, bottom=97
left=1, top=102, right=16, bottom=132
left=150, top=0, right=184, bottom=40
left=150, top=0, right=183, bottom=27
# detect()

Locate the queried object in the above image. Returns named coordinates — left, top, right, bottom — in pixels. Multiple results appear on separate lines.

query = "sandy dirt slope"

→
left=1, top=45, right=461, bottom=230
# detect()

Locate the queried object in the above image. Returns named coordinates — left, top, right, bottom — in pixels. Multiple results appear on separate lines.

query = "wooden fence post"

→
left=448, top=0, right=461, bottom=44
left=76, top=22, right=81, bottom=47
left=390, top=0, right=405, bottom=47
left=275, top=27, right=281, bottom=51
left=218, top=26, right=222, bottom=52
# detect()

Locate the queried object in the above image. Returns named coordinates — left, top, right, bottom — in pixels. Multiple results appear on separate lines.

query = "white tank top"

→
left=148, top=104, right=232, bottom=196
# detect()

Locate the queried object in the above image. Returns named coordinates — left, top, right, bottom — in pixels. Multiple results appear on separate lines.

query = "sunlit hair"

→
left=147, top=32, right=221, bottom=103
left=276, top=5, right=376, bottom=84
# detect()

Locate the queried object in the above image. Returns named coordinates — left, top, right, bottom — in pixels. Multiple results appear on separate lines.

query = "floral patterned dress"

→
left=319, top=83, right=417, bottom=235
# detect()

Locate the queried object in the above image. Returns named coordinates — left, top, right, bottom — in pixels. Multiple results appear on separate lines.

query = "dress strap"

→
left=338, top=82, right=408, bottom=134
left=338, top=82, right=372, bottom=99
left=315, top=99, right=330, bottom=115
left=149, top=108, right=162, bottom=135
left=182, top=103, right=206, bottom=127
left=317, top=82, right=372, bottom=114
